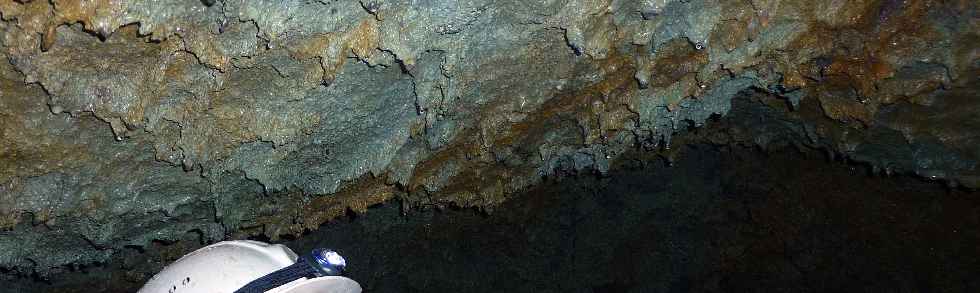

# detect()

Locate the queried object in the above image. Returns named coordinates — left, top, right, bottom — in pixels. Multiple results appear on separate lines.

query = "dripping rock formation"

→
left=0, top=0, right=977, bottom=290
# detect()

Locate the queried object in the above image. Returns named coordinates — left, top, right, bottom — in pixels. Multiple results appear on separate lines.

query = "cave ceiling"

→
left=0, top=0, right=977, bottom=276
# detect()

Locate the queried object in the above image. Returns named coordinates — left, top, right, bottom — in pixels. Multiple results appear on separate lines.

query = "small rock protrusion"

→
left=635, top=68, right=651, bottom=89
left=361, top=1, right=381, bottom=16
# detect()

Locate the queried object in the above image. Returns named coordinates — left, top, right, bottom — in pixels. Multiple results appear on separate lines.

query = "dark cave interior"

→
left=8, top=97, right=978, bottom=293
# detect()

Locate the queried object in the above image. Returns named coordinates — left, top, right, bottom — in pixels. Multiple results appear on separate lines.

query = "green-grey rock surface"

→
left=0, top=0, right=977, bottom=279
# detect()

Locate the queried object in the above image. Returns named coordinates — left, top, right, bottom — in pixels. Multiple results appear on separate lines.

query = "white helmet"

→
left=138, top=240, right=361, bottom=293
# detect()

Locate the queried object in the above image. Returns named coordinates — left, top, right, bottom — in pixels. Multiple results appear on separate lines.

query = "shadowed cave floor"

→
left=9, top=144, right=979, bottom=292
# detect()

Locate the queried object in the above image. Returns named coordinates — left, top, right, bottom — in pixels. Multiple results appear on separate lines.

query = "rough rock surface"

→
left=0, top=0, right=977, bottom=278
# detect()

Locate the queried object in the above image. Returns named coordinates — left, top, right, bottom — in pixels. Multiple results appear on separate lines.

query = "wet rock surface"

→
left=0, top=0, right=978, bottom=288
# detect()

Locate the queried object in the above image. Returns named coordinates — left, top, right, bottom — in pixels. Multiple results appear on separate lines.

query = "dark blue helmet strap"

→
left=233, top=249, right=344, bottom=293
left=233, top=257, right=318, bottom=293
